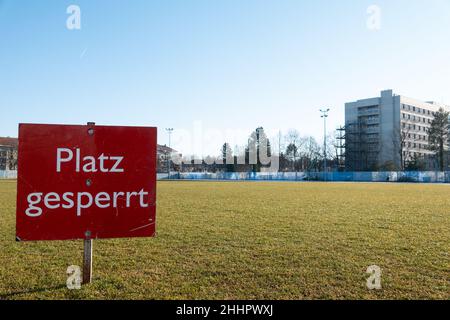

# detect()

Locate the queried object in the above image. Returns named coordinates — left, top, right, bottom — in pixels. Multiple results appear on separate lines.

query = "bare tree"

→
left=393, top=123, right=411, bottom=170
left=326, top=132, right=339, bottom=169
left=299, top=136, right=321, bottom=171
left=284, top=129, right=302, bottom=171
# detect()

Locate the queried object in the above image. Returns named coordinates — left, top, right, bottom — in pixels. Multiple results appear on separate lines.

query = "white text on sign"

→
left=56, top=148, right=124, bottom=173
left=24, top=148, right=150, bottom=217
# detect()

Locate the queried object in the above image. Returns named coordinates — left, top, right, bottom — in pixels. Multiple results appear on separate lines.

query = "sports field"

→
left=0, top=180, right=449, bottom=300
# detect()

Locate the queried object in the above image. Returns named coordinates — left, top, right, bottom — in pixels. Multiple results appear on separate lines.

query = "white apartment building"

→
left=345, top=89, right=450, bottom=171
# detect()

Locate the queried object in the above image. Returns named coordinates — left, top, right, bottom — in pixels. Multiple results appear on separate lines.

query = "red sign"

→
left=16, top=123, right=157, bottom=241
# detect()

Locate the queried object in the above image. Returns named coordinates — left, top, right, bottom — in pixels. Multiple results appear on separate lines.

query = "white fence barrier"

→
left=3, top=170, right=448, bottom=183
left=158, top=171, right=450, bottom=183
left=0, top=170, right=17, bottom=179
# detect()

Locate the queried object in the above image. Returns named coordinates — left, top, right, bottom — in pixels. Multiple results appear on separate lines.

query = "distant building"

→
left=157, top=144, right=181, bottom=173
left=0, top=139, right=176, bottom=172
left=0, top=137, right=18, bottom=171
left=345, top=90, right=450, bottom=171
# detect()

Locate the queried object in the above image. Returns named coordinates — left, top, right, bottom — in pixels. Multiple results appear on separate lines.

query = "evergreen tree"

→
left=428, top=108, right=450, bottom=171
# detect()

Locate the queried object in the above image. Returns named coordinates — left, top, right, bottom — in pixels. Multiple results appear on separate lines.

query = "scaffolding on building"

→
left=336, top=126, right=346, bottom=171
left=345, top=121, right=378, bottom=171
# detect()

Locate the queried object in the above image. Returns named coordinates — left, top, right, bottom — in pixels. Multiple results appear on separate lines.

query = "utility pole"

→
left=320, top=109, right=330, bottom=177
left=165, top=128, right=173, bottom=178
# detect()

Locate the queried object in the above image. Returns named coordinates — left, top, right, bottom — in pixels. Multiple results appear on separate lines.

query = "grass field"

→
left=0, top=180, right=449, bottom=300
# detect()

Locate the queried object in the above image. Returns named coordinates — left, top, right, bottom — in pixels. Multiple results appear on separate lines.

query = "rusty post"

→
left=83, top=232, right=93, bottom=284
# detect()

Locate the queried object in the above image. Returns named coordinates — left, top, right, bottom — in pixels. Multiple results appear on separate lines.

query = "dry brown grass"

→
left=0, top=180, right=449, bottom=299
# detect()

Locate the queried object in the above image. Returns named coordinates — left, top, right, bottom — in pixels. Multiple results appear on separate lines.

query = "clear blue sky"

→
left=1, top=0, right=450, bottom=156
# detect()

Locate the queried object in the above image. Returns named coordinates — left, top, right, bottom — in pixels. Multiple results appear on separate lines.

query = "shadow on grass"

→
left=0, top=285, right=67, bottom=299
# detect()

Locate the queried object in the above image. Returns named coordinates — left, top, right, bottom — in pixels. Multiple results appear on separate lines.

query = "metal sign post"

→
left=83, top=231, right=93, bottom=284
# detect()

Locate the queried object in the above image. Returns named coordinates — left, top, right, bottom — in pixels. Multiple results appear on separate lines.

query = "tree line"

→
left=172, top=108, right=450, bottom=173
left=218, top=127, right=340, bottom=173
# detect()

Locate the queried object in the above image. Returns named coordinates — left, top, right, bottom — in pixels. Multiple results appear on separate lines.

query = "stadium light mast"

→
left=320, top=109, right=330, bottom=176
left=165, top=128, right=174, bottom=177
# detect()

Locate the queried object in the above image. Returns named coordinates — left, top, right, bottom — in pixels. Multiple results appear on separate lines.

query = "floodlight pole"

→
left=166, top=128, right=173, bottom=178
left=320, top=109, right=330, bottom=180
